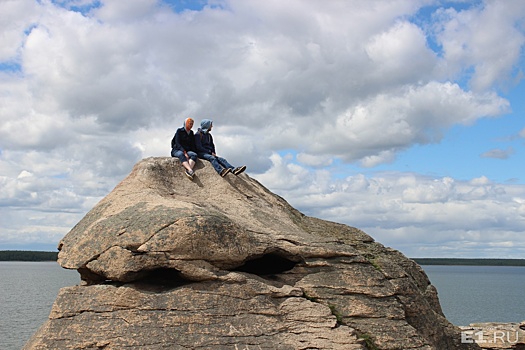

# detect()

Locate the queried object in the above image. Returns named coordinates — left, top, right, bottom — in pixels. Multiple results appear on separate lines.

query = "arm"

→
left=171, top=133, right=177, bottom=149
left=173, top=129, right=186, bottom=152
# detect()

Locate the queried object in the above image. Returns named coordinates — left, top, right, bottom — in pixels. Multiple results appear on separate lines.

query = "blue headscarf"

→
left=200, top=119, right=213, bottom=134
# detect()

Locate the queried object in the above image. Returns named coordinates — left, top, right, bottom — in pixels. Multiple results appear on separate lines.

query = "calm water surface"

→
left=423, top=265, right=525, bottom=326
left=1, top=262, right=524, bottom=349
left=0, top=262, right=79, bottom=350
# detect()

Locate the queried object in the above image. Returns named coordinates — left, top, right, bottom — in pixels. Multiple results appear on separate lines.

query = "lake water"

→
left=1, top=262, right=524, bottom=349
left=423, top=265, right=525, bottom=325
left=0, top=262, right=79, bottom=350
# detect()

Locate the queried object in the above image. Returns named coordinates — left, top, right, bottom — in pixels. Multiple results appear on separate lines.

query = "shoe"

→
left=220, top=168, right=231, bottom=177
left=185, top=170, right=194, bottom=180
left=233, top=165, right=246, bottom=175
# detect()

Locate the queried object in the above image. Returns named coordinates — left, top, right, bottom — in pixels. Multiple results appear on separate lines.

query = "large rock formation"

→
left=25, top=157, right=479, bottom=349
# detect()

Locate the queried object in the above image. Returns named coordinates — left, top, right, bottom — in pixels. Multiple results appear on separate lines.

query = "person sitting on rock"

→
left=194, top=119, right=246, bottom=177
left=171, top=118, right=198, bottom=180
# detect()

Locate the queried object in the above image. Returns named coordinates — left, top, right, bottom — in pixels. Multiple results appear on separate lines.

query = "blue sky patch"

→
left=161, top=0, right=208, bottom=13
left=0, top=61, right=22, bottom=73
left=49, top=0, right=102, bottom=16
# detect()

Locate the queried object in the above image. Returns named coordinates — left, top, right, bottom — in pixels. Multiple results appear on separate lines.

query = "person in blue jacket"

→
left=195, top=119, right=246, bottom=177
left=171, top=118, right=198, bottom=180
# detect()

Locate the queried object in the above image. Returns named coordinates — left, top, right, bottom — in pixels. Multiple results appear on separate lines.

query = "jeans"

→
left=171, top=149, right=197, bottom=163
left=198, top=153, right=233, bottom=174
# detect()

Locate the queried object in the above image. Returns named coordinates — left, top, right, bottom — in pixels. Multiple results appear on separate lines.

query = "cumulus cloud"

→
left=296, top=153, right=333, bottom=168
left=253, top=154, right=525, bottom=258
left=433, top=1, right=525, bottom=91
left=0, top=0, right=515, bottom=163
left=326, top=82, right=509, bottom=164
left=0, top=0, right=524, bottom=255
left=0, top=0, right=39, bottom=62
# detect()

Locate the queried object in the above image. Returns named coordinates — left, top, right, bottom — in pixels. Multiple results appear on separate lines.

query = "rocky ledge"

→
left=25, top=157, right=479, bottom=349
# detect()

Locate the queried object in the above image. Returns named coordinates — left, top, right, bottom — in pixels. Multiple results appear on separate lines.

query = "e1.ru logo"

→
left=461, top=330, right=520, bottom=344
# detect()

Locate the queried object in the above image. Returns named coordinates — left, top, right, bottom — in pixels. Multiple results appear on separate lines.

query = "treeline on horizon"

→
left=0, top=250, right=58, bottom=261
left=413, top=258, right=525, bottom=266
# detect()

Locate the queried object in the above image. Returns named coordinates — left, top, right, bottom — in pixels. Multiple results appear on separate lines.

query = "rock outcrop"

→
left=25, top=157, right=479, bottom=349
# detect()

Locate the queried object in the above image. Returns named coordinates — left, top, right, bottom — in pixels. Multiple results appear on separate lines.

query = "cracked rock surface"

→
left=24, top=157, right=479, bottom=349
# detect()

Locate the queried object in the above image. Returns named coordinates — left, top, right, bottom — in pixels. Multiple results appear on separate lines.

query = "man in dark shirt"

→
left=171, top=118, right=198, bottom=180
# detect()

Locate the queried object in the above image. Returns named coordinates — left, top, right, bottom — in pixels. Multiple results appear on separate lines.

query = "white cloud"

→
left=255, top=153, right=315, bottom=191
left=360, top=150, right=397, bottom=168
left=434, top=1, right=525, bottom=91
left=296, top=153, right=333, bottom=168
left=402, top=177, right=455, bottom=203
left=253, top=154, right=525, bottom=258
left=92, top=0, right=158, bottom=22
left=323, top=82, right=509, bottom=163
left=365, top=21, right=437, bottom=85
left=0, top=0, right=524, bottom=255
left=0, top=0, right=39, bottom=61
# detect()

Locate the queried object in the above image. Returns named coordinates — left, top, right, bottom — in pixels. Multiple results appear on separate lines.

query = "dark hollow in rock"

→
left=135, top=267, right=188, bottom=287
left=235, top=253, right=299, bottom=276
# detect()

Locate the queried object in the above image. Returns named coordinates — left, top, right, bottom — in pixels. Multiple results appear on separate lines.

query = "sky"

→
left=1, top=0, right=525, bottom=258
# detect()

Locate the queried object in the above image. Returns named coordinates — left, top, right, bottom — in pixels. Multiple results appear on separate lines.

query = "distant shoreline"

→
left=0, top=250, right=58, bottom=261
left=1, top=251, right=524, bottom=266
left=412, top=258, right=525, bottom=266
